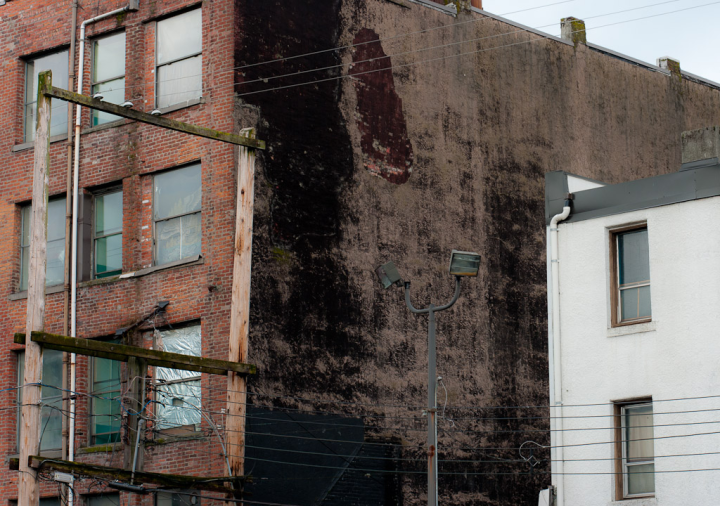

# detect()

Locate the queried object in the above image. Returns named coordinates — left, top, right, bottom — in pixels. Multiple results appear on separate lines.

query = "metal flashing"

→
left=545, top=164, right=720, bottom=225
left=680, top=157, right=719, bottom=172
left=681, top=71, right=720, bottom=91
left=470, top=7, right=573, bottom=46
left=405, top=0, right=456, bottom=16
left=587, top=42, right=670, bottom=76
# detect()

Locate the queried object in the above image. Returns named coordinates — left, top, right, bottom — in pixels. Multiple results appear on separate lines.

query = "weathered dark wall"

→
left=234, top=0, right=720, bottom=504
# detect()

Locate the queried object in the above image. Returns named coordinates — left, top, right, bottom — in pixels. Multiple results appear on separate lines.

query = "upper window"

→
left=611, top=227, right=651, bottom=326
left=154, top=325, right=202, bottom=431
left=615, top=401, right=655, bottom=499
left=25, top=50, right=69, bottom=142
left=91, top=340, right=122, bottom=445
left=153, top=164, right=201, bottom=265
left=20, top=198, right=66, bottom=291
left=156, top=9, right=202, bottom=109
left=94, top=189, right=123, bottom=278
left=17, top=350, right=63, bottom=452
left=92, top=32, right=126, bottom=126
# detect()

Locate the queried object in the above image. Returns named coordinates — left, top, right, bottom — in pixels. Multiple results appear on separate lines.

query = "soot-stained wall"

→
left=234, top=0, right=720, bottom=504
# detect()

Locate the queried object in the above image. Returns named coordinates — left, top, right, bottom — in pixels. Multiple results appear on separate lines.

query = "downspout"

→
left=548, top=199, right=571, bottom=506
left=62, top=1, right=78, bottom=502
left=69, top=6, right=132, bottom=504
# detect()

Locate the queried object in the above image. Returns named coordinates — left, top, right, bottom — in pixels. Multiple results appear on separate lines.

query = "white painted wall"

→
left=553, top=196, right=720, bottom=505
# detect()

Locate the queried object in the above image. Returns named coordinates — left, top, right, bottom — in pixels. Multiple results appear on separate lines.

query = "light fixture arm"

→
left=403, top=276, right=462, bottom=314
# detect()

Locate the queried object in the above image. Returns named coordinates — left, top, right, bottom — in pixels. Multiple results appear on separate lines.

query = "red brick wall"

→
left=1, top=0, right=237, bottom=503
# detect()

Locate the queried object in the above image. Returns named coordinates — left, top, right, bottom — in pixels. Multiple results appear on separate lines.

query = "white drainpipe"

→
left=69, top=7, right=131, bottom=506
left=547, top=200, right=571, bottom=506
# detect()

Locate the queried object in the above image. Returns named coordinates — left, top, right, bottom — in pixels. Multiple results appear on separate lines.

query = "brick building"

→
left=2, top=0, right=720, bottom=505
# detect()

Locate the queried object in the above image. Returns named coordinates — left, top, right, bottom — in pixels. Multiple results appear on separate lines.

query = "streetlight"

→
left=375, top=250, right=480, bottom=506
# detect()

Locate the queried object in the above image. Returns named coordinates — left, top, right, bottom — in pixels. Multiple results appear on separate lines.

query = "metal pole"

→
left=404, top=277, right=462, bottom=506
left=427, top=306, right=438, bottom=506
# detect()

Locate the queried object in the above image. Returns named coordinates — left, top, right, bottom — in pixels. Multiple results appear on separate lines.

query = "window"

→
left=20, top=198, right=66, bottom=291
left=17, top=350, right=63, bottom=452
left=94, top=189, right=123, bottom=278
left=157, top=492, right=198, bottom=506
left=153, top=164, right=201, bottom=265
left=615, top=402, right=655, bottom=499
left=87, top=494, right=120, bottom=506
left=611, top=227, right=651, bottom=326
left=25, top=50, right=69, bottom=142
left=91, top=32, right=126, bottom=126
left=156, top=9, right=202, bottom=109
left=154, top=325, right=202, bottom=431
left=91, top=340, right=122, bottom=444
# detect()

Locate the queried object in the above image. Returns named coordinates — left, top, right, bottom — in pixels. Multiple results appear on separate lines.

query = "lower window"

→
left=91, top=340, right=122, bottom=444
left=615, top=401, right=655, bottom=498
left=17, top=350, right=63, bottom=452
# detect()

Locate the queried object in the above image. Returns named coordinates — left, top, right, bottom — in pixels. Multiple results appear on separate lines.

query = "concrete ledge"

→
left=9, top=283, right=65, bottom=301
left=118, top=254, right=203, bottom=280
left=607, top=320, right=656, bottom=338
left=12, top=133, right=69, bottom=152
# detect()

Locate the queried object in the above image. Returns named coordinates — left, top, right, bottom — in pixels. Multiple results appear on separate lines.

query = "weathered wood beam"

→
left=14, top=332, right=256, bottom=376
left=45, top=87, right=266, bottom=150
left=12, top=456, right=250, bottom=493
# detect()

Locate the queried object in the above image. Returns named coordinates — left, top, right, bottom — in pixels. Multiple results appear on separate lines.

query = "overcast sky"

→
left=482, top=0, right=720, bottom=83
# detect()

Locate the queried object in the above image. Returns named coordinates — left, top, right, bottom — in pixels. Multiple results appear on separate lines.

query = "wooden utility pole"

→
left=227, top=128, right=257, bottom=489
left=18, top=70, right=53, bottom=506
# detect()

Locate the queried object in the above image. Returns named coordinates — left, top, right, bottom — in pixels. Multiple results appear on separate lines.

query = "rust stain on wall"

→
left=350, top=28, right=414, bottom=184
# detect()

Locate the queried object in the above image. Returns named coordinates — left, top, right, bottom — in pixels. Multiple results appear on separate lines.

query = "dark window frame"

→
left=92, top=186, right=124, bottom=279
left=609, top=224, right=651, bottom=328
left=613, top=398, right=655, bottom=500
left=89, top=337, right=123, bottom=445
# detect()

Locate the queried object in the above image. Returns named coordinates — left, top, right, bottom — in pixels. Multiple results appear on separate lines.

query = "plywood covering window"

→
left=610, top=226, right=651, bottom=326
left=614, top=400, right=655, bottom=499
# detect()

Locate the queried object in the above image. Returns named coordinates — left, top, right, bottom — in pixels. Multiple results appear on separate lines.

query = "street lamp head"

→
left=448, top=250, right=481, bottom=277
left=375, top=261, right=403, bottom=289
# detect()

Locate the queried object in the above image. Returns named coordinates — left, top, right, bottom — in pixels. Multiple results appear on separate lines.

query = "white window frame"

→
left=155, top=8, right=202, bottom=109
left=617, top=401, right=655, bottom=499
left=90, top=31, right=126, bottom=126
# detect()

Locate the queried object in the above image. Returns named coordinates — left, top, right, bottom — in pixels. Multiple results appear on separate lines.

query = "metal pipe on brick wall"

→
left=61, top=1, right=78, bottom=500
left=69, top=7, right=132, bottom=506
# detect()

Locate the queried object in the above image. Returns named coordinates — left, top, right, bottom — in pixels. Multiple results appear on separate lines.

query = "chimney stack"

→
left=561, top=17, right=587, bottom=46
left=681, top=126, right=720, bottom=165
left=471, top=0, right=482, bottom=9
left=657, top=56, right=681, bottom=77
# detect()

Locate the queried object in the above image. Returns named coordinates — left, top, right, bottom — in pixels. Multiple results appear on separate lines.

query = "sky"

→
left=482, top=0, right=720, bottom=83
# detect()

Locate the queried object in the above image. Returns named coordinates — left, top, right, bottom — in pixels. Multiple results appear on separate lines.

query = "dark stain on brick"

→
left=350, top=28, right=414, bottom=184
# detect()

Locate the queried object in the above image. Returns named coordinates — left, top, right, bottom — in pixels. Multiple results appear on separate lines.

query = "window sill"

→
left=81, top=119, right=128, bottom=135
left=608, top=497, right=656, bottom=505
left=148, top=430, right=206, bottom=446
left=119, top=255, right=203, bottom=279
left=9, top=284, right=65, bottom=301
left=12, top=133, right=69, bottom=152
left=76, top=442, right=123, bottom=454
left=157, top=97, right=204, bottom=115
left=607, top=321, right=656, bottom=338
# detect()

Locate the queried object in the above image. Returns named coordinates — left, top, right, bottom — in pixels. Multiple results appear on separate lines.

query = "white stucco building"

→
left=542, top=127, right=720, bottom=505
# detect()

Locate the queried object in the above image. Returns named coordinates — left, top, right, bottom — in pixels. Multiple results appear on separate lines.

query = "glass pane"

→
left=157, top=9, right=202, bottom=65
left=638, top=285, right=651, bottom=318
left=46, top=238, right=65, bottom=287
left=20, top=246, right=29, bottom=291
left=93, top=32, right=126, bottom=82
left=94, top=355, right=121, bottom=386
left=22, top=205, right=32, bottom=246
left=627, top=463, right=655, bottom=495
left=92, top=77, right=125, bottom=125
left=96, top=191, right=123, bottom=235
left=96, top=234, right=123, bottom=277
left=88, top=493, right=120, bottom=506
left=25, top=51, right=69, bottom=142
left=621, top=287, right=639, bottom=321
left=47, top=199, right=66, bottom=242
left=157, top=55, right=202, bottom=108
left=625, top=404, right=654, bottom=461
left=40, top=397, right=62, bottom=450
left=154, top=164, right=201, bottom=220
left=181, top=213, right=201, bottom=258
left=41, top=349, right=63, bottom=398
left=156, top=217, right=181, bottom=265
left=618, top=229, right=650, bottom=285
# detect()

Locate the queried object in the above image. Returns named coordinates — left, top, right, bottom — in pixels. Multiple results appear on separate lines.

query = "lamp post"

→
left=376, top=250, right=481, bottom=506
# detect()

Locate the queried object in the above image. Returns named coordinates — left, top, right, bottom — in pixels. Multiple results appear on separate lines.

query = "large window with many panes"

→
left=156, top=9, right=202, bottom=109
left=24, top=50, right=69, bottom=142
left=91, top=32, right=126, bottom=126
left=94, top=189, right=123, bottom=278
left=20, top=198, right=66, bottom=291
left=153, top=164, right=201, bottom=265
left=17, top=350, right=63, bottom=452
